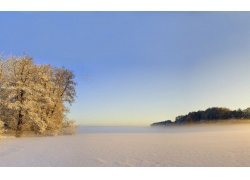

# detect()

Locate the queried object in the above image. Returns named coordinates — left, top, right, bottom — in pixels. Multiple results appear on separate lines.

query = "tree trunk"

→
left=15, top=110, right=23, bottom=137
left=15, top=90, right=24, bottom=137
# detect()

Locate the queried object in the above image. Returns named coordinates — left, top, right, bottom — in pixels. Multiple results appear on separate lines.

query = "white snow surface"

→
left=1, top=123, right=250, bottom=167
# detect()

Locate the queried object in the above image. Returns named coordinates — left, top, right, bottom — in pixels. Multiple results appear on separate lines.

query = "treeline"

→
left=151, top=107, right=250, bottom=126
left=0, top=54, right=77, bottom=137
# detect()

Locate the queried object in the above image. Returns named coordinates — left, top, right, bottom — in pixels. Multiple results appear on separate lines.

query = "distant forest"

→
left=151, top=107, right=250, bottom=126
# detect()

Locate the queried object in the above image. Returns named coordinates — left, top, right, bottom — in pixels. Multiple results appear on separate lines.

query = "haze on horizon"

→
left=1, top=12, right=250, bottom=127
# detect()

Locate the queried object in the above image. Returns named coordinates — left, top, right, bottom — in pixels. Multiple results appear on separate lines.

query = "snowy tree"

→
left=35, top=66, right=77, bottom=135
left=0, top=54, right=77, bottom=137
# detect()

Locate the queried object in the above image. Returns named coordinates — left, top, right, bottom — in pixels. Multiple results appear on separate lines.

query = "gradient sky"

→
left=1, top=12, right=250, bottom=126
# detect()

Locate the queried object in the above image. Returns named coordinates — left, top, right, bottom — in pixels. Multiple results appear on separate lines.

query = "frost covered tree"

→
left=0, top=54, right=77, bottom=137
left=42, top=66, right=77, bottom=134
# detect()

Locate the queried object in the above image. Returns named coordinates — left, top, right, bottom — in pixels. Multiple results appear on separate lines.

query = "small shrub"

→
left=60, top=119, right=78, bottom=135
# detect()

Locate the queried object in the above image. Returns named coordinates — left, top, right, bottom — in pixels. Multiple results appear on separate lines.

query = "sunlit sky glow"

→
left=1, top=12, right=250, bottom=126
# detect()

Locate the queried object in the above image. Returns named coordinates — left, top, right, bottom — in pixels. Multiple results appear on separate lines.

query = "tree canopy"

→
left=0, top=54, right=77, bottom=137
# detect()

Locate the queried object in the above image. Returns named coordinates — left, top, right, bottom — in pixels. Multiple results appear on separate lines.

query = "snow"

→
left=0, top=123, right=250, bottom=167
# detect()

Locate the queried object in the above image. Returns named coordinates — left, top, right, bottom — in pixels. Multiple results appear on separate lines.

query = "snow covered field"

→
left=0, top=123, right=250, bottom=167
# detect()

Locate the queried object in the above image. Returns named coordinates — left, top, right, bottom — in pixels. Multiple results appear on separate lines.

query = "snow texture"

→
left=0, top=124, right=250, bottom=167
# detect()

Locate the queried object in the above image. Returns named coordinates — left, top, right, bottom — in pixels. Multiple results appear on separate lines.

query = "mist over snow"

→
left=1, top=123, right=250, bottom=166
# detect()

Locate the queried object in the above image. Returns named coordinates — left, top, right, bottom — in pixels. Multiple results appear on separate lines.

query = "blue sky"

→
left=1, top=12, right=250, bottom=126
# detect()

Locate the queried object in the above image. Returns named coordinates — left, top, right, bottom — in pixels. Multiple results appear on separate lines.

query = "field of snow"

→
left=1, top=123, right=250, bottom=167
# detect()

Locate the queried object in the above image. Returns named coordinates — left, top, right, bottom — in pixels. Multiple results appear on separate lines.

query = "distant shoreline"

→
left=151, top=119, right=250, bottom=127
left=151, top=107, right=250, bottom=126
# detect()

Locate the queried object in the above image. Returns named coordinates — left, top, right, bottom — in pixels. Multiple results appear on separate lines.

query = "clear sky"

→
left=1, top=12, right=250, bottom=126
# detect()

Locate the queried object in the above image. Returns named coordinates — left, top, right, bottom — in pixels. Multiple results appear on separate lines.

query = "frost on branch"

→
left=0, top=54, right=77, bottom=137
